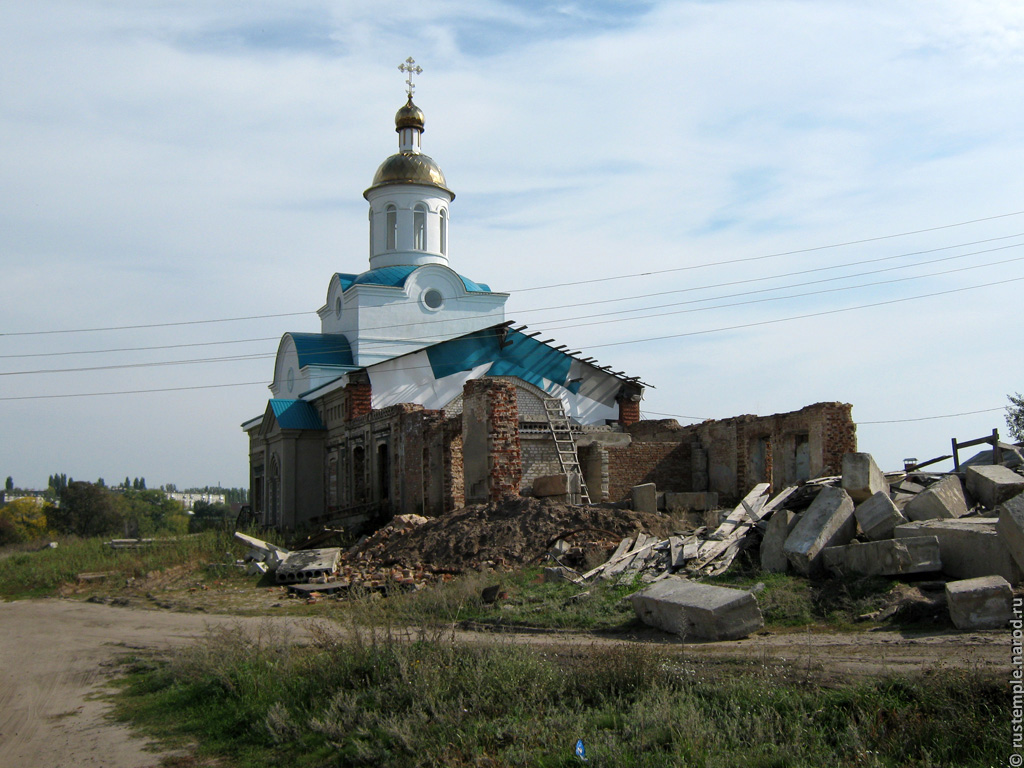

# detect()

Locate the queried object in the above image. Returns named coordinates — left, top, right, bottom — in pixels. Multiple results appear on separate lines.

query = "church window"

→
left=385, top=204, right=397, bottom=250
left=334, top=296, right=342, bottom=317
left=423, top=288, right=444, bottom=310
left=286, top=367, right=295, bottom=393
left=439, top=208, right=447, bottom=254
left=414, top=203, right=427, bottom=250
left=368, top=209, right=374, bottom=254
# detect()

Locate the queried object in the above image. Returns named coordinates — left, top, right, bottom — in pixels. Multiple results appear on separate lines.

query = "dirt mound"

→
left=349, top=497, right=673, bottom=572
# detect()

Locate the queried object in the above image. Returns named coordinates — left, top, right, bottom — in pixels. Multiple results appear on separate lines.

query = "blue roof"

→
left=335, top=266, right=492, bottom=293
left=269, top=399, right=325, bottom=430
left=289, top=333, right=354, bottom=368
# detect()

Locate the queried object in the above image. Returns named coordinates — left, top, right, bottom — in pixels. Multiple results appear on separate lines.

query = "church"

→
left=242, top=62, right=647, bottom=532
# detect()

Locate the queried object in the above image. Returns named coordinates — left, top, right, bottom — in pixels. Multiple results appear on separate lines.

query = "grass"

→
left=0, top=528, right=265, bottom=600
left=112, top=624, right=1007, bottom=768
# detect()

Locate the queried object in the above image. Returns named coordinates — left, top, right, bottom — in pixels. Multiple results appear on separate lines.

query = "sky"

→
left=2, top=0, right=1024, bottom=490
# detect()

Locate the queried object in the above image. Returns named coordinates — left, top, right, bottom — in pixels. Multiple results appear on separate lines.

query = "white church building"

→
left=243, top=64, right=646, bottom=532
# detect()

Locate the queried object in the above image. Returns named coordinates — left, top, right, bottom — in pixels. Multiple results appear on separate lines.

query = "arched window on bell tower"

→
left=413, top=203, right=427, bottom=250
left=439, top=208, right=447, bottom=255
left=385, top=204, right=397, bottom=250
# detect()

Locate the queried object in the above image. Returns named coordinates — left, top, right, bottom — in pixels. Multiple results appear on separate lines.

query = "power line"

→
left=4, top=212, right=1024, bottom=338
left=4, top=274, right=1021, bottom=396
left=858, top=407, right=1008, bottom=425
left=5, top=235, right=1023, bottom=363
left=0, top=381, right=269, bottom=401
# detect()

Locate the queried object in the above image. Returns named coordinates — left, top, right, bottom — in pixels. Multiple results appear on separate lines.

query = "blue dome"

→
left=335, top=266, right=492, bottom=293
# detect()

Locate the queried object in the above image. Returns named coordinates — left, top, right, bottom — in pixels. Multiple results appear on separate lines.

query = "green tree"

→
left=1008, top=393, right=1024, bottom=443
left=4, top=477, right=13, bottom=492
left=0, top=498, right=51, bottom=544
left=51, top=482, right=123, bottom=537
left=189, top=500, right=232, bottom=532
left=116, top=490, right=188, bottom=536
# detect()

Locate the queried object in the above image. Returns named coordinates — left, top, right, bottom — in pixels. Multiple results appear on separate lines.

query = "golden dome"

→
left=395, top=98, right=425, bottom=131
left=364, top=153, right=453, bottom=199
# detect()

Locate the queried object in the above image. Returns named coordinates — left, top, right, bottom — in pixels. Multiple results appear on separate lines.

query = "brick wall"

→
left=443, top=416, right=464, bottom=512
left=463, top=379, right=522, bottom=502
left=607, top=402, right=856, bottom=505
left=607, top=442, right=692, bottom=501
left=344, top=377, right=372, bottom=421
left=520, top=433, right=562, bottom=493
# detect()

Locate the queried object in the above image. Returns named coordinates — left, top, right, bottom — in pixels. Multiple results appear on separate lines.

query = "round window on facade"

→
left=423, top=288, right=444, bottom=310
left=335, top=296, right=342, bottom=317
left=287, top=367, right=295, bottom=393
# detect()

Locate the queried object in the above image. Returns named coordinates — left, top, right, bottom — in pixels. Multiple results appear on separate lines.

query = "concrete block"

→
left=997, top=492, right=1024, bottom=573
left=903, top=476, right=968, bottom=521
left=965, top=465, right=1024, bottom=510
left=630, top=577, right=763, bottom=640
left=895, top=519, right=1023, bottom=584
left=783, top=486, right=857, bottom=575
left=855, top=491, right=908, bottom=540
left=631, top=483, right=658, bottom=514
left=841, top=452, right=888, bottom=503
left=760, top=510, right=799, bottom=573
left=275, top=548, right=341, bottom=584
left=945, top=575, right=1014, bottom=629
left=532, top=474, right=573, bottom=498
left=664, top=492, right=719, bottom=512
left=822, top=536, right=942, bottom=577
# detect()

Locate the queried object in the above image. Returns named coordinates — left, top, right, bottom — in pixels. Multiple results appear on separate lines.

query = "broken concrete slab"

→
left=903, top=476, right=968, bottom=521
left=630, top=576, right=763, bottom=640
left=783, top=486, right=857, bottom=575
left=965, top=465, right=1024, bottom=510
left=631, top=483, right=657, bottom=514
left=664, top=492, right=719, bottom=512
left=275, top=548, right=341, bottom=584
left=822, top=536, right=941, bottom=577
left=760, top=509, right=799, bottom=573
left=855, top=491, right=908, bottom=541
left=895, top=519, right=1022, bottom=584
left=945, top=575, right=1014, bottom=630
left=841, top=452, right=888, bottom=503
left=997, top=492, right=1024, bottom=573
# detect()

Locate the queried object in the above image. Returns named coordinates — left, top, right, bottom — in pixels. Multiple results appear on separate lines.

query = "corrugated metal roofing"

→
left=334, top=266, right=492, bottom=293
left=269, top=399, right=325, bottom=430
left=289, top=333, right=354, bottom=368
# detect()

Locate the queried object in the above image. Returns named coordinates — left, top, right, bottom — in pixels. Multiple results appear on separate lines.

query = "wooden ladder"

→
left=543, top=397, right=591, bottom=505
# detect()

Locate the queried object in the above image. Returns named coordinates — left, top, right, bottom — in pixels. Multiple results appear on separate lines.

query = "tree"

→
left=189, top=500, right=232, bottom=532
left=1008, top=393, right=1024, bottom=443
left=4, top=477, right=13, bottom=492
left=51, top=482, right=123, bottom=537
left=0, top=498, right=51, bottom=544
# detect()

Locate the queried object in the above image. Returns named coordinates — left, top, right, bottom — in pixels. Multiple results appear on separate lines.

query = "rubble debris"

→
left=997, top=492, right=1024, bottom=573
left=630, top=577, right=764, bottom=640
left=822, top=536, right=942, bottom=578
left=759, top=509, right=798, bottom=573
left=783, top=486, right=856, bottom=575
left=841, top=452, right=888, bottom=503
left=965, top=465, right=1024, bottom=509
left=945, top=575, right=1014, bottom=630
left=895, top=519, right=1022, bottom=584
left=903, top=476, right=968, bottom=521
left=275, top=548, right=342, bottom=584
left=854, top=490, right=907, bottom=541
left=631, top=483, right=657, bottom=514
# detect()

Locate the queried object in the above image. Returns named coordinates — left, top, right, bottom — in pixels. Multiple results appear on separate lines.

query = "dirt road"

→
left=0, top=598, right=1013, bottom=768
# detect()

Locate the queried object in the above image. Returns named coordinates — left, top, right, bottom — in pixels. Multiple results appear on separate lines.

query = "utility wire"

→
left=4, top=236, right=1023, bottom=361
left=4, top=213, right=1023, bottom=338
left=4, top=275, right=1022, bottom=394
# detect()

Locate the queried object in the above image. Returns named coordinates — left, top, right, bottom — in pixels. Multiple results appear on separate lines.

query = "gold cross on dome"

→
left=398, top=57, right=422, bottom=99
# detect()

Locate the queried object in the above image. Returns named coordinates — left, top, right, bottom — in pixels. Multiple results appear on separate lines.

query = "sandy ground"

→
left=0, top=598, right=1014, bottom=768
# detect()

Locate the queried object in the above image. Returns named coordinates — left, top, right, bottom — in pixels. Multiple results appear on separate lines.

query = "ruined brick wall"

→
left=520, top=431, right=562, bottom=493
left=607, top=441, right=692, bottom=502
left=618, top=399, right=641, bottom=426
left=462, top=379, right=522, bottom=503
left=443, top=416, right=464, bottom=512
left=606, top=403, right=856, bottom=505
